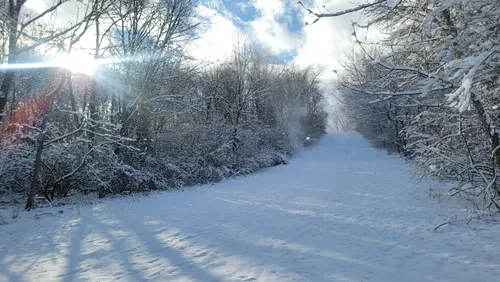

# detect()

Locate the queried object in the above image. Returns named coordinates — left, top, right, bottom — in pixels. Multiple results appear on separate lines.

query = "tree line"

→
left=0, top=0, right=326, bottom=209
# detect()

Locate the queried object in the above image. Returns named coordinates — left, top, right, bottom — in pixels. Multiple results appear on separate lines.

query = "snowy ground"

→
left=1, top=133, right=500, bottom=282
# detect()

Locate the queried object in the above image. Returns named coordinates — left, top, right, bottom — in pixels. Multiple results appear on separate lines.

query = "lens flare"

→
left=0, top=55, right=127, bottom=75
left=0, top=54, right=144, bottom=149
left=52, top=54, right=99, bottom=75
left=0, top=94, right=51, bottom=148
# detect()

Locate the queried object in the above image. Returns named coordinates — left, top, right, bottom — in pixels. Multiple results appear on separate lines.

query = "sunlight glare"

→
left=53, top=54, right=99, bottom=75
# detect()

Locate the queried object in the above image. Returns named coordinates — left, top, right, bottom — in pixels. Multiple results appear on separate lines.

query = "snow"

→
left=1, top=132, right=500, bottom=282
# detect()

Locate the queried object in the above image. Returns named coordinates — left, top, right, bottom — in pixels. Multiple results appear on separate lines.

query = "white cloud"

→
left=189, top=1, right=301, bottom=61
left=293, top=0, right=360, bottom=83
left=253, top=0, right=284, bottom=16
left=249, top=0, right=300, bottom=55
left=250, top=18, right=298, bottom=55
left=24, top=0, right=46, bottom=13
left=293, top=0, right=382, bottom=83
left=187, top=5, right=242, bottom=62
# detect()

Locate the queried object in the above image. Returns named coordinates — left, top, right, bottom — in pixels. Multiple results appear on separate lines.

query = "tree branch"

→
left=298, top=0, right=387, bottom=24
left=21, top=0, right=68, bottom=30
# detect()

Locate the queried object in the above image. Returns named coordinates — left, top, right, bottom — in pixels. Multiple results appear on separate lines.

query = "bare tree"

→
left=0, top=0, right=97, bottom=119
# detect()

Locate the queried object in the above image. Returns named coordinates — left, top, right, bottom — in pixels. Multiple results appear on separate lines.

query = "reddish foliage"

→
left=0, top=95, right=51, bottom=148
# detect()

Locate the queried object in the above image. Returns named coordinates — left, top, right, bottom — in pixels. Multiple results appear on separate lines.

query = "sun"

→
left=52, top=53, right=99, bottom=75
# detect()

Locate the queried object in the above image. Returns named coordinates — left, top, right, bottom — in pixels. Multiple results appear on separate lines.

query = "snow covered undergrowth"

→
left=1, top=132, right=499, bottom=282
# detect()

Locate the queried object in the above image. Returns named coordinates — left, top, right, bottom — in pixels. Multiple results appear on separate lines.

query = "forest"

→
left=0, top=0, right=326, bottom=210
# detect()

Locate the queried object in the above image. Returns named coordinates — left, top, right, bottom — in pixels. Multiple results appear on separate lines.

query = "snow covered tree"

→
left=306, top=0, right=500, bottom=208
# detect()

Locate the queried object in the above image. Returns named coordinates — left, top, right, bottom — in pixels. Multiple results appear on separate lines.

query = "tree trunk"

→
left=67, top=71, right=79, bottom=127
left=0, top=0, right=24, bottom=119
left=25, top=75, right=67, bottom=210
left=0, top=72, right=15, bottom=119
left=25, top=117, right=47, bottom=210
left=136, top=100, right=152, bottom=151
left=88, top=79, right=98, bottom=141
left=470, top=90, right=500, bottom=197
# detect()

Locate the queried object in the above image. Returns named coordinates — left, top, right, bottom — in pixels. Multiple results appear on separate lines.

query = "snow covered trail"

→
left=1, top=133, right=500, bottom=282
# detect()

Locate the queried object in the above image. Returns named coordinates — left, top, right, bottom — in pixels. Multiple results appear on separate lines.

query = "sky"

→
left=190, top=0, right=375, bottom=83
left=24, top=0, right=367, bottom=77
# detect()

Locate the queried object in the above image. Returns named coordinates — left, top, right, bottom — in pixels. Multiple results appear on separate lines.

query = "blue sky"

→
left=221, top=0, right=259, bottom=22
left=196, top=0, right=304, bottom=63
left=220, top=0, right=303, bottom=33
left=223, top=0, right=303, bottom=63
